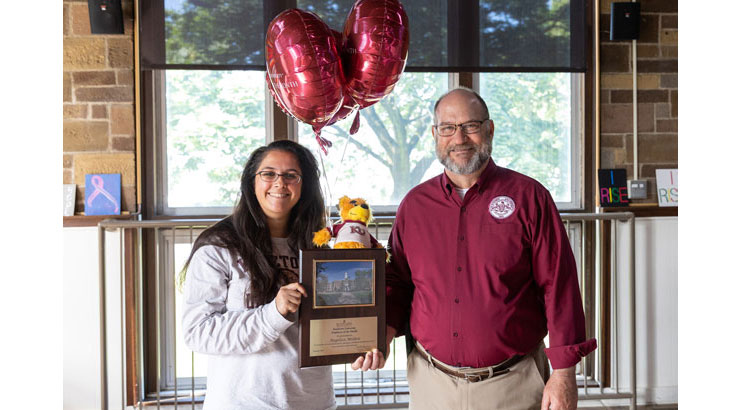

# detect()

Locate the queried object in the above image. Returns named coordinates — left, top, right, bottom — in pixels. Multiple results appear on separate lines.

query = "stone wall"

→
left=599, top=0, right=678, bottom=204
left=63, top=0, right=136, bottom=214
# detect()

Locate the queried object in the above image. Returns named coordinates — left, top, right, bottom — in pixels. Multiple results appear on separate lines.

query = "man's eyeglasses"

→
left=434, top=119, right=489, bottom=137
left=256, top=170, right=302, bottom=185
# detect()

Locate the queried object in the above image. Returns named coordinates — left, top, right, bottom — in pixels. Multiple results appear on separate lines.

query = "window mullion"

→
left=447, top=0, right=479, bottom=69
left=153, top=70, right=167, bottom=216
left=572, top=73, right=585, bottom=209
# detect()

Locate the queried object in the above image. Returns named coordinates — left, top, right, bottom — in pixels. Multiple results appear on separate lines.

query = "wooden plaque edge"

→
left=298, top=248, right=386, bottom=368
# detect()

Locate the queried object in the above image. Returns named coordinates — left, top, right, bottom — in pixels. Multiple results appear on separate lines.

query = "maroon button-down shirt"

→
left=386, top=160, right=596, bottom=369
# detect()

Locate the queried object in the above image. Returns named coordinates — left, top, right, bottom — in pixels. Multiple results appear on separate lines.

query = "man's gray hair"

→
left=432, top=87, right=490, bottom=124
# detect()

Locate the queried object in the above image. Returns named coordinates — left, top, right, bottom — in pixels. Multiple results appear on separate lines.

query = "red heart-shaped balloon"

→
left=325, top=29, right=359, bottom=129
left=342, top=0, right=409, bottom=109
left=265, top=9, right=346, bottom=138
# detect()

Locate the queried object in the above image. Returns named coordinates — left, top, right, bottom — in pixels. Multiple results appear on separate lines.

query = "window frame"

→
left=137, top=1, right=597, bottom=402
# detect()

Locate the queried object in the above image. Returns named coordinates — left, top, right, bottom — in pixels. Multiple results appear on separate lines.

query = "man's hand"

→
left=351, top=325, right=396, bottom=371
left=275, top=283, right=307, bottom=318
left=541, top=366, right=577, bottom=410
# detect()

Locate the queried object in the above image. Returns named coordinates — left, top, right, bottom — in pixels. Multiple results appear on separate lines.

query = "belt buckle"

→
left=463, top=368, right=510, bottom=383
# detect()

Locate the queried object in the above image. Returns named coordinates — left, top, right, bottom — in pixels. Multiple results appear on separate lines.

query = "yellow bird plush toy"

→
left=313, top=196, right=385, bottom=249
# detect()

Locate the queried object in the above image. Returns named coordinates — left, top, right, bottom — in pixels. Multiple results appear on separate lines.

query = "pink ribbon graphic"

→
left=86, top=175, right=119, bottom=213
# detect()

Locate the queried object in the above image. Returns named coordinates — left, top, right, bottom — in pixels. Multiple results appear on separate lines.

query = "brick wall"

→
left=599, top=0, right=678, bottom=204
left=63, top=0, right=136, bottom=214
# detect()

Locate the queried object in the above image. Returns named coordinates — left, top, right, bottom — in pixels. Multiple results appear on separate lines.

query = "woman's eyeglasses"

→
left=256, top=170, right=302, bottom=185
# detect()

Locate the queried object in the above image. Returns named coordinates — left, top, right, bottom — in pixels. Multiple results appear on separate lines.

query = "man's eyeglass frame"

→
left=433, top=119, right=490, bottom=137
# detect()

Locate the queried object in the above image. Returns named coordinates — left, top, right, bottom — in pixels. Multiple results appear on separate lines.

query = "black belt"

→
left=417, top=342, right=524, bottom=383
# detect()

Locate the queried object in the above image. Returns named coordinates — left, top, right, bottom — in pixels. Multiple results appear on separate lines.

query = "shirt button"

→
left=457, top=267, right=462, bottom=272
left=459, top=235, right=464, bottom=241
left=454, top=298, right=460, bottom=303
left=461, top=206, right=466, bottom=212
left=453, top=332, right=458, bottom=337
left=457, top=362, right=462, bottom=367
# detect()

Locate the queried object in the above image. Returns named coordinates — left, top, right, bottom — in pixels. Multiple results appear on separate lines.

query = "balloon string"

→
left=318, top=149, right=334, bottom=230
left=333, top=124, right=353, bottom=189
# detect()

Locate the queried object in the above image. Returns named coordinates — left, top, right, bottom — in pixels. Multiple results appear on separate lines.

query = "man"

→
left=352, top=88, right=596, bottom=410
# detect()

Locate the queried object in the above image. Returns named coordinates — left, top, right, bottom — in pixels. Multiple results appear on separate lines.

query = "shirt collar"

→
left=441, top=158, right=499, bottom=199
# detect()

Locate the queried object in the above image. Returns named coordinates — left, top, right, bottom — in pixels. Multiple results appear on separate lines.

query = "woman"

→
left=181, top=140, right=335, bottom=410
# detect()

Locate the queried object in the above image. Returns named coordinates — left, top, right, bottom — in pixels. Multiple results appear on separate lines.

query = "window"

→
left=158, top=70, right=267, bottom=215
left=479, top=72, right=582, bottom=208
left=156, top=71, right=581, bottom=214
left=142, top=0, right=590, bottom=404
left=147, top=0, right=587, bottom=215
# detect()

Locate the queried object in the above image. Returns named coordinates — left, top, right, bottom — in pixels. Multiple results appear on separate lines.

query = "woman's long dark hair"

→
left=180, top=140, right=325, bottom=306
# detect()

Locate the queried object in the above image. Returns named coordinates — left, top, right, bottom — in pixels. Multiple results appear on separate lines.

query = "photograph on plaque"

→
left=299, top=248, right=386, bottom=368
left=314, top=259, right=375, bottom=309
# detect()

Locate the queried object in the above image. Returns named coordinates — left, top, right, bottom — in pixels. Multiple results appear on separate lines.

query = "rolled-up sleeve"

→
left=181, top=245, right=293, bottom=355
left=531, top=188, right=597, bottom=369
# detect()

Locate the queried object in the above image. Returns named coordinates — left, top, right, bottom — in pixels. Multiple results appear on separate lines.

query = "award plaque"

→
left=298, top=248, right=386, bottom=367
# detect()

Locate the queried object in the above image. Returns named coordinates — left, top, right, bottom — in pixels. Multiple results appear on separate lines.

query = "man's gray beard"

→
left=437, top=139, right=492, bottom=175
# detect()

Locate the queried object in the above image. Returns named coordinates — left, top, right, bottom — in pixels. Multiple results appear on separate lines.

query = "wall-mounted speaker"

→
left=87, top=0, right=124, bottom=34
left=610, top=2, right=641, bottom=41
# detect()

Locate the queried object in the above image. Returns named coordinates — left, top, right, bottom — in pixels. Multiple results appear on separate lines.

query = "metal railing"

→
left=97, top=212, right=635, bottom=409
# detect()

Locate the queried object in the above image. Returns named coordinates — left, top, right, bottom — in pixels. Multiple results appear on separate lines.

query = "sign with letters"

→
left=655, top=169, right=678, bottom=207
left=598, top=169, right=629, bottom=207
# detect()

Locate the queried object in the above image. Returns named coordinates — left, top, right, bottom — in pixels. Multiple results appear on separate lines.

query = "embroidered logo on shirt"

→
left=489, top=196, right=516, bottom=219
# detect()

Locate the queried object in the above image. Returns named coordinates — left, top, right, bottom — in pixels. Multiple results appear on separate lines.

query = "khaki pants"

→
left=407, top=342, right=549, bottom=410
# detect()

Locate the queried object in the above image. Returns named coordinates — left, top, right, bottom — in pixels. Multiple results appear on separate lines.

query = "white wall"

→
left=64, top=227, right=125, bottom=410
left=64, top=227, right=102, bottom=410
left=633, top=217, right=678, bottom=403
left=605, top=217, right=678, bottom=405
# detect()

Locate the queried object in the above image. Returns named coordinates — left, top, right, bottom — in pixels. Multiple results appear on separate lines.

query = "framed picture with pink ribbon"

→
left=84, top=173, right=121, bottom=216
